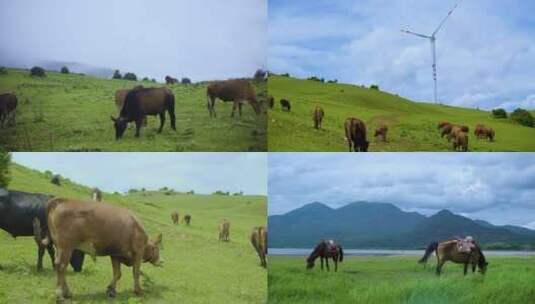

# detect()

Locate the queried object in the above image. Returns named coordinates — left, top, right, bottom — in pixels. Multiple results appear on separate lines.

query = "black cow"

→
left=0, top=189, right=85, bottom=271
left=280, top=99, right=291, bottom=111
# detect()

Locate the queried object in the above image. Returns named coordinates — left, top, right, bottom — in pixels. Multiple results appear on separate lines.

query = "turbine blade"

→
left=401, top=29, right=431, bottom=39
left=433, top=0, right=462, bottom=36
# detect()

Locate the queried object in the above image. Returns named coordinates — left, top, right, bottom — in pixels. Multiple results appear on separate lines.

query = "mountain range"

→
left=268, top=202, right=535, bottom=249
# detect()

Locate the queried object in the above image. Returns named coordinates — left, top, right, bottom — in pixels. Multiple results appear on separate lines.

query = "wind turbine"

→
left=401, top=1, right=462, bottom=103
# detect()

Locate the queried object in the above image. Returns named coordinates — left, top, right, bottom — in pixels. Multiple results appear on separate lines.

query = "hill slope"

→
left=268, top=76, right=535, bottom=151
left=268, top=202, right=535, bottom=249
left=0, top=68, right=266, bottom=151
left=0, top=163, right=267, bottom=303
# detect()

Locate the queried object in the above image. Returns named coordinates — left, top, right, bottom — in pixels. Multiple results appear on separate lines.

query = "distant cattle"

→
left=184, top=214, right=191, bottom=225
left=344, top=117, right=369, bottom=152
left=91, top=187, right=102, bottom=202
left=250, top=226, right=267, bottom=268
left=475, top=124, right=495, bottom=141
left=0, top=189, right=84, bottom=272
left=114, top=86, right=147, bottom=126
left=313, top=106, right=324, bottom=129
left=111, top=87, right=176, bottom=139
left=374, top=124, right=388, bottom=142
left=0, top=93, right=17, bottom=128
left=267, top=95, right=274, bottom=109
left=218, top=219, right=230, bottom=241
left=206, top=79, right=262, bottom=118
left=171, top=211, right=179, bottom=225
left=280, top=99, right=291, bottom=111
left=165, top=76, right=178, bottom=84
left=44, top=198, right=163, bottom=300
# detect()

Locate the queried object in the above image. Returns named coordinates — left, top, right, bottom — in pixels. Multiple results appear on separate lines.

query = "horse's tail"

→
left=418, top=241, right=438, bottom=264
left=338, top=246, right=344, bottom=262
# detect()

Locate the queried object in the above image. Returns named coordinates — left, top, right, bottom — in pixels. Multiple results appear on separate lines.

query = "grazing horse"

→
left=91, top=187, right=102, bottom=202
left=218, top=219, right=230, bottom=241
left=0, top=93, right=17, bottom=128
left=475, top=124, right=495, bottom=141
left=344, top=117, right=369, bottom=152
left=171, top=211, right=179, bottom=225
left=418, top=239, right=488, bottom=276
left=306, top=240, right=343, bottom=272
left=313, top=106, right=324, bottom=129
left=250, top=226, right=267, bottom=268
left=0, top=189, right=84, bottom=271
left=111, top=87, right=176, bottom=139
left=183, top=214, right=191, bottom=225
left=206, top=79, right=261, bottom=118
left=280, top=99, right=291, bottom=111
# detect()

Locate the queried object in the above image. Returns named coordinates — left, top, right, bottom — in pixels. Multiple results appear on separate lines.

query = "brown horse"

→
left=183, top=214, right=191, bottom=225
left=306, top=240, right=343, bottom=272
left=206, top=79, right=261, bottom=118
left=313, top=106, right=325, bottom=129
left=250, top=226, right=267, bottom=268
left=344, top=117, right=369, bottom=152
left=0, top=93, right=18, bottom=128
left=218, top=219, right=230, bottom=241
left=171, top=211, right=179, bottom=225
left=475, top=124, right=495, bottom=141
left=418, top=240, right=488, bottom=276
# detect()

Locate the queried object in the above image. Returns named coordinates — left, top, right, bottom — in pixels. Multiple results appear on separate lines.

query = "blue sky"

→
left=269, top=0, right=535, bottom=110
left=12, top=153, right=267, bottom=195
left=0, top=0, right=266, bottom=81
left=268, top=153, right=535, bottom=229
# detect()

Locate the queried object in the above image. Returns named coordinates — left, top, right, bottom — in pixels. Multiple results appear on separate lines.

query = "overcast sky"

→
left=12, top=153, right=267, bottom=195
left=269, top=153, right=535, bottom=229
left=269, top=0, right=535, bottom=111
left=0, top=0, right=266, bottom=81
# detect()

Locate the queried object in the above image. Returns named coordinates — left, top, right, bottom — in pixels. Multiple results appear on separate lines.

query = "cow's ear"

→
left=154, top=233, right=163, bottom=249
left=110, top=116, right=117, bottom=122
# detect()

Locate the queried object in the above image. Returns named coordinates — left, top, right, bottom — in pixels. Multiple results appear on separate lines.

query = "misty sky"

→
left=269, top=0, right=535, bottom=110
left=268, top=153, right=535, bottom=229
left=12, top=153, right=267, bottom=195
left=0, top=0, right=266, bottom=81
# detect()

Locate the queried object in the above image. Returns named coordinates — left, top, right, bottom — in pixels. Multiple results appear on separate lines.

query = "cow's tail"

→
left=166, top=92, right=176, bottom=130
left=338, top=246, right=344, bottom=262
left=419, top=241, right=438, bottom=264
left=42, top=197, right=65, bottom=246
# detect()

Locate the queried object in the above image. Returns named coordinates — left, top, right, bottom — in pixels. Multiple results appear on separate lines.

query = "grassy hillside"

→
left=0, top=163, right=267, bottom=303
left=269, top=256, right=535, bottom=304
left=268, top=76, right=535, bottom=151
left=0, top=69, right=266, bottom=151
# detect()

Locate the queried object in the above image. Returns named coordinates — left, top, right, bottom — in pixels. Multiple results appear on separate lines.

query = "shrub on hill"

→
left=60, top=66, right=69, bottom=74
left=30, top=66, right=46, bottom=77
left=181, top=77, right=192, bottom=84
left=142, top=77, right=149, bottom=81
left=213, top=190, right=230, bottom=196
left=492, top=108, right=507, bottom=119
left=254, top=69, right=267, bottom=82
left=123, top=72, right=137, bottom=81
left=511, top=108, right=534, bottom=127
left=370, top=84, right=380, bottom=90
left=112, top=70, right=122, bottom=79
left=281, top=73, right=290, bottom=77
left=0, top=67, right=7, bottom=75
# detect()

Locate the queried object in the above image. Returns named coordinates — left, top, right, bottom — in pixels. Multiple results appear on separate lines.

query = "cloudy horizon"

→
left=12, top=153, right=267, bottom=195
left=269, top=0, right=535, bottom=111
left=0, top=0, right=266, bottom=82
left=268, top=153, right=535, bottom=229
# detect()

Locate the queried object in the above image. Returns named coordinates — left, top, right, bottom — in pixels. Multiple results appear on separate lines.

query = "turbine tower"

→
left=401, top=1, right=462, bottom=103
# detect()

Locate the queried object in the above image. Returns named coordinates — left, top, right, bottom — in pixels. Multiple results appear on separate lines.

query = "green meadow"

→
left=268, top=255, right=535, bottom=304
left=268, top=76, right=535, bottom=152
left=0, top=163, right=267, bottom=303
left=0, top=68, right=267, bottom=152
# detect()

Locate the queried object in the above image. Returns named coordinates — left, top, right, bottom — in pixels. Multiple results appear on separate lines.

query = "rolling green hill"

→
left=0, top=163, right=267, bottom=303
left=0, top=68, right=266, bottom=151
left=268, top=76, right=535, bottom=151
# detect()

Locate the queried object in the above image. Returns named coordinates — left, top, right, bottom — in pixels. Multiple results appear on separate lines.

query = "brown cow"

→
left=452, top=131, right=469, bottom=152
left=206, top=79, right=261, bottom=118
left=0, top=93, right=18, bottom=128
left=313, top=106, right=324, bottom=129
left=443, top=124, right=469, bottom=141
left=91, top=187, right=102, bottom=202
left=267, top=95, right=274, bottom=109
left=218, top=219, right=230, bottom=241
left=183, top=214, right=191, bottom=225
left=437, top=121, right=451, bottom=130
left=344, top=117, right=369, bottom=152
left=44, top=198, right=162, bottom=300
left=374, top=124, right=388, bottom=142
left=250, top=226, right=267, bottom=268
left=475, top=124, right=494, bottom=141
left=171, top=211, right=179, bottom=225
left=114, top=86, right=147, bottom=126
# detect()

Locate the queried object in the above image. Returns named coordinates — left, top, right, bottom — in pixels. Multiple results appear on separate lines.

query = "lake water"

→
left=269, top=248, right=535, bottom=257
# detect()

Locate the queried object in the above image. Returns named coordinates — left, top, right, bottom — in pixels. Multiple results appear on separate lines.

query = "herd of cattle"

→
left=269, top=96, right=496, bottom=152
left=0, top=188, right=267, bottom=301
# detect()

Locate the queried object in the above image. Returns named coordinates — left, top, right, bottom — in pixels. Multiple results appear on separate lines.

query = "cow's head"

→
left=110, top=116, right=127, bottom=140
left=144, top=233, right=163, bottom=266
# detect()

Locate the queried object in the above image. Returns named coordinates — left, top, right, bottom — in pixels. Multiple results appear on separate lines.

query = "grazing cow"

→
left=0, top=189, right=84, bottom=272
left=111, top=87, right=176, bottom=139
left=437, top=121, right=451, bottom=130
left=344, top=117, right=369, bottom=152
left=91, top=187, right=102, bottom=202
left=114, top=86, right=147, bottom=126
left=475, top=124, right=495, bottom=141
left=171, top=211, right=179, bottom=225
left=280, top=99, right=291, bottom=111
left=44, top=198, right=163, bottom=300
left=250, top=226, right=267, bottom=268
left=165, top=76, right=178, bottom=84
left=183, top=214, right=191, bottom=225
left=440, top=123, right=453, bottom=138
left=0, top=93, right=18, bottom=128
left=267, top=95, right=274, bottom=109
left=374, top=124, right=388, bottom=142
left=452, top=131, right=468, bottom=152
left=218, top=219, right=230, bottom=241
left=206, top=79, right=262, bottom=118
left=312, top=106, right=324, bottom=129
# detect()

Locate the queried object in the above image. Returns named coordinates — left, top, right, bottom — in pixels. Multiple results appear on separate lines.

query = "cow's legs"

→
left=132, top=258, right=142, bottom=296
left=158, top=112, right=165, bottom=133
left=134, top=120, right=142, bottom=137
left=55, top=248, right=73, bottom=299
left=106, top=257, right=122, bottom=297
left=238, top=103, right=243, bottom=117
left=46, top=244, right=56, bottom=269
left=168, top=109, right=176, bottom=131
left=37, top=244, right=45, bottom=271
left=231, top=101, right=238, bottom=117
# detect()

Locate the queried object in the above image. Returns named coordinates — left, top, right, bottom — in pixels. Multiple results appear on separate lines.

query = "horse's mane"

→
left=307, top=241, right=326, bottom=262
